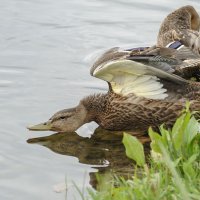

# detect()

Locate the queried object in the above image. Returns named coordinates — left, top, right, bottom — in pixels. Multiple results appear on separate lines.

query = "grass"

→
left=84, top=104, right=200, bottom=200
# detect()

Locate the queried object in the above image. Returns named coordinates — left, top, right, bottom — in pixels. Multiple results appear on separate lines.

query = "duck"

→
left=156, top=5, right=200, bottom=79
left=127, top=5, right=200, bottom=80
left=157, top=5, right=200, bottom=54
left=27, top=5, right=200, bottom=134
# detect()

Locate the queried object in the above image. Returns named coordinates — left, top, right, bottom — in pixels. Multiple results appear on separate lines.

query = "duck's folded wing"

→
left=91, top=59, right=187, bottom=100
left=128, top=53, right=200, bottom=79
left=91, top=46, right=179, bottom=75
left=127, top=55, right=179, bottom=73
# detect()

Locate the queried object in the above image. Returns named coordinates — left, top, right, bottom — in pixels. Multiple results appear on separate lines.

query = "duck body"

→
left=81, top=91, right=199, bottom=133
left=86, top=52, right=200, bottom=132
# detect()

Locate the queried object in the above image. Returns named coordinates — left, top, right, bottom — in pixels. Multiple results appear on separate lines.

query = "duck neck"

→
left=80, top=93, right=109, bottom=123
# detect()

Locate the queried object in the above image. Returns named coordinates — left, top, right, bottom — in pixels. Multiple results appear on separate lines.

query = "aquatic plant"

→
left=87, top=105, right=200, bottom=200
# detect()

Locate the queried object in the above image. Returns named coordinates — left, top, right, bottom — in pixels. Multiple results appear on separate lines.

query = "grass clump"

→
left=88, top=105, right=200, bottom=200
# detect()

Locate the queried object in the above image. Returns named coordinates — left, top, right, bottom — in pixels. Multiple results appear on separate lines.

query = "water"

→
left=0, top=0, right=199, bottom=199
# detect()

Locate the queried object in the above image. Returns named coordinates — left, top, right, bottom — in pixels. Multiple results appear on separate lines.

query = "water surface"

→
left=0, top=0, right=200, bottom=199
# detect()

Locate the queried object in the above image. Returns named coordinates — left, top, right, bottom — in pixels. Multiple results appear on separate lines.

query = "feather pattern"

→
left=92, top=59, right=187, bottom=100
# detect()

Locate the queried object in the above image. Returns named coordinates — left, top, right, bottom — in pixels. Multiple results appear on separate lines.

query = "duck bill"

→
left=27, top=121, right=52, bottom=131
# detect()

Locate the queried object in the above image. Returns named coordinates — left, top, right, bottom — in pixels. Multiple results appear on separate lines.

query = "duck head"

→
left=27, top=103, right=89, bottom=133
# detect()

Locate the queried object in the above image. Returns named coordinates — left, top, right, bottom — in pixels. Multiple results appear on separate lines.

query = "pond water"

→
left=0, top=0, right=200, bottom=199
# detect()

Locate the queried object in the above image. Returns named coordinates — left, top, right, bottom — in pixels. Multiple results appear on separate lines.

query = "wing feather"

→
left=92, top=59, right=187, bottom=100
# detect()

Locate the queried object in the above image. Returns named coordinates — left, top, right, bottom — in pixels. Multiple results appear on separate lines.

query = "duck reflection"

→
left=27, top=127, right=150, bottom=188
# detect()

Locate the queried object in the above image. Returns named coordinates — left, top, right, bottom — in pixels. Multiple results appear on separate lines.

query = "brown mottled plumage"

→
left=27, top=5, right=200, bottom=134
left=157, top=5, right=200, bottom=54
left=81, top=83, right=200, bottom=132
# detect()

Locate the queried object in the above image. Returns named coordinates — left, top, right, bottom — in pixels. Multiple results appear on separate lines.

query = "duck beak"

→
left=27, top=120, right=52, bottom=131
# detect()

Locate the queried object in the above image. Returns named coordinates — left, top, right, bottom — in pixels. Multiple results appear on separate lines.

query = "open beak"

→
left=27, top=120, right=52, bottom=131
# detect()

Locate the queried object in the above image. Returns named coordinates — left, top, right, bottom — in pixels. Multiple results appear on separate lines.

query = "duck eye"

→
left=60, top=116, right=66, bottom=120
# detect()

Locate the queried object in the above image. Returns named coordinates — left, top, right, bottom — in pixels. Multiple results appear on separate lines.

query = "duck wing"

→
left=130, top=48, right=200, bottom=79
left=143, top=41, right=200, bottom=61
left=91, top=53, right=188, bottom=100
left=91, top=46, right=180, bottom=75
left=127, top=54, right=178, bottom=73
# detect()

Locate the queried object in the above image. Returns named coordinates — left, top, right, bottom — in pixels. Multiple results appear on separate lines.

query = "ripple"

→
left=21, top=19, right=75, bottom=29
left=0, top=65, right=28, bottom=71
left=0, top=66, right=25, bottom=90
left=0, top=80, right=13, bottom=86
left=0, top=69, right=24, bottom=74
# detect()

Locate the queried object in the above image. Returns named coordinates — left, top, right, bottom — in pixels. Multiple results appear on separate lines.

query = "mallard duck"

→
left=131, top=5, right=200, bottom=80
left=27, top=49, right=200, bottom=133
left=27, top=6, right=200, bottom=133
left=157, top=5, right=200, bottom=55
